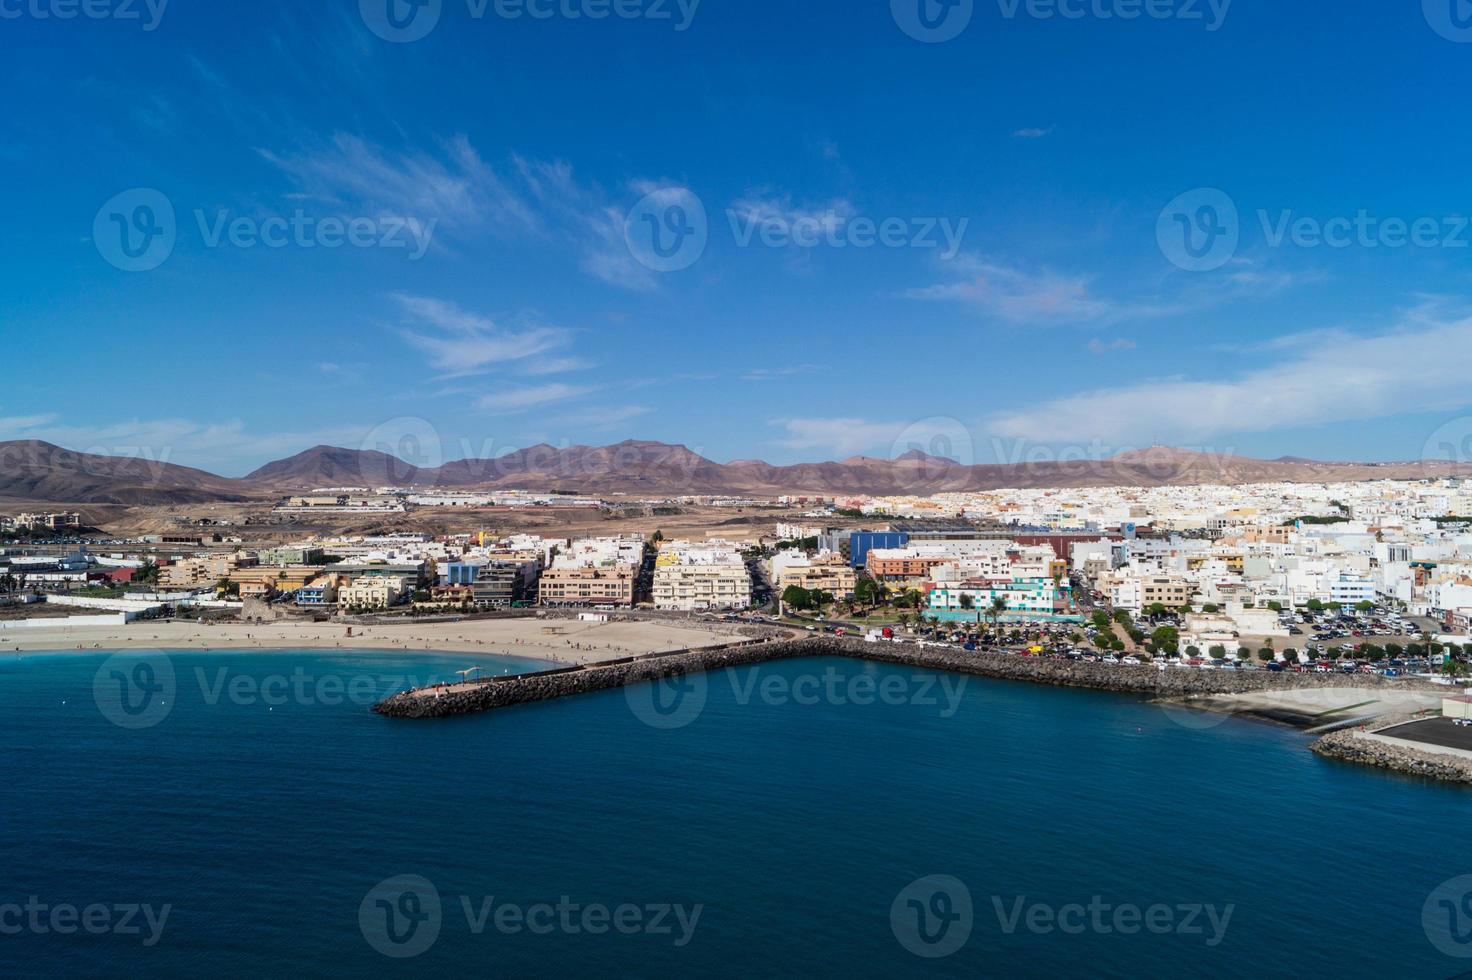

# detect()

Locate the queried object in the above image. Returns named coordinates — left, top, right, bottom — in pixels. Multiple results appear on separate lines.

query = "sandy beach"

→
left=0, top=616, right=750, bottom=666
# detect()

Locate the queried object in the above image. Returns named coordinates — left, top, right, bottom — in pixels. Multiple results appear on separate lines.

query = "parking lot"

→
left=1377, top=717, right=1472, bottom=753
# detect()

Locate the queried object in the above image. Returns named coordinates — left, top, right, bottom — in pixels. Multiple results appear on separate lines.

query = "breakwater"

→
left=372, top=637, right=1442, bottom=720
left=1311, top=728, right=1472, bottom=785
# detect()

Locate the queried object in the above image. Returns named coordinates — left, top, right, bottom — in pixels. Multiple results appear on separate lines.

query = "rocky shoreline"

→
left=1310, top=727, right=1472, bottom=785
left=372, top=636, right=1443, bottom=720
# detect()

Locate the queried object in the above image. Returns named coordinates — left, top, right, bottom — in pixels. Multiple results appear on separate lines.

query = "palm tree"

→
left=957, top=593, right=977, bottom=633
left=989, top=597, right=1007, bottom=641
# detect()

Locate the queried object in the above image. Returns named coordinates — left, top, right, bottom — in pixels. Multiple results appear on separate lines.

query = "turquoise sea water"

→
left=2, top=649, right=1470, bottom=978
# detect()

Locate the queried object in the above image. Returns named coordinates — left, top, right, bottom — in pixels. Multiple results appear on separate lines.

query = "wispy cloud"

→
left=1012, top=126, right=1055, bottom=139
left=989, top=305, right=1472, bottom=444
left=904, top=254, right=1184, bottom=325
left=552, top=404, right=651, bottom=429
left=392, top=293, right=571, bottom=379
left=727, top=192, right=856, bottom=237
left=260, top=133, right=538, bottom=236
left=742, top=365, right=819, bottom=382
left=476, top=383, right=593, bottom=414
left=1087, top=338, right=1137, bottom=355
left=770, top=417, right=906, bottom=458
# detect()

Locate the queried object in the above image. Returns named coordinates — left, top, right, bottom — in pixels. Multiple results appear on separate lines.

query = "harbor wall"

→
left=374, top=637, right=1444, bottom=720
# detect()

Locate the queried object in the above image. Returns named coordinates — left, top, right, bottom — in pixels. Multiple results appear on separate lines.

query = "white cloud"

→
left=1087, top=338, right=1137, bottom=355
left=552, top=405, right=651, bottom=429
left=392, top=293, right=571, bottom=378
left=727, top=193, right=856, bottom=240
left=260, top=133, right=538, bottom=235
left=1012, top=126, right=1055, bottom=139
left=476, top=383, right=593, bottom=414
left=904, top=254, right=1185, bottom=325
left=989, top=309, right=1472, bottom=444
left=771, top=417, right=907, bottom=458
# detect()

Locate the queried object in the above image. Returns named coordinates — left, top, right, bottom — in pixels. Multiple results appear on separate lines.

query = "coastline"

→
left=0, top=616, right=753, bottom=667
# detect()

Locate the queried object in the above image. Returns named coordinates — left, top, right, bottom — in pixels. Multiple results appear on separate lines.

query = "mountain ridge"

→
left=2, top=438, right=1469, bottom=506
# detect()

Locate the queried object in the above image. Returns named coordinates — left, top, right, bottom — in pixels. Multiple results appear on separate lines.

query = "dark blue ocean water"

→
left=2, top=649, right=1470, bottom=978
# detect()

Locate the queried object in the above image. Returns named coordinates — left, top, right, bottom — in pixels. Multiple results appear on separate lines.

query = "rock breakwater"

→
left=373, top=637, right=1440, bottom=720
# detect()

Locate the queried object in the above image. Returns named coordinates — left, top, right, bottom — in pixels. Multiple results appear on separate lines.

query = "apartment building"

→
left=653, top=541, right=752, bottom=611
left=772, top=552, right=856, bottom=597
left=539, top=565, right=636, bottom=606
left=338, top=576, right=409, bottom=610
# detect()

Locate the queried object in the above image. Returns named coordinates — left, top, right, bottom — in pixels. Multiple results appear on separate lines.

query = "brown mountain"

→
left=6, top=439, right=1471, bottom=505
left=0, top=440, right=258, bottom=506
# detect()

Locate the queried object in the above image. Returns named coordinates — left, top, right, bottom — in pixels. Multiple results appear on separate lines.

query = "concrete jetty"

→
left=372, top=636, right=1443, bottom=720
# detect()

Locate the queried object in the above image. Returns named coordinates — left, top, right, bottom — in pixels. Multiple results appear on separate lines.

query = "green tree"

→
left=1150, top=626, right=1180, bottom=654
left=782, top=585, right=814, bottom=611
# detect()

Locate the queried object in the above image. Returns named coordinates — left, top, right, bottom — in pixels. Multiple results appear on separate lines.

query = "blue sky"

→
left=5, top=0, right=1472, bottom=475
